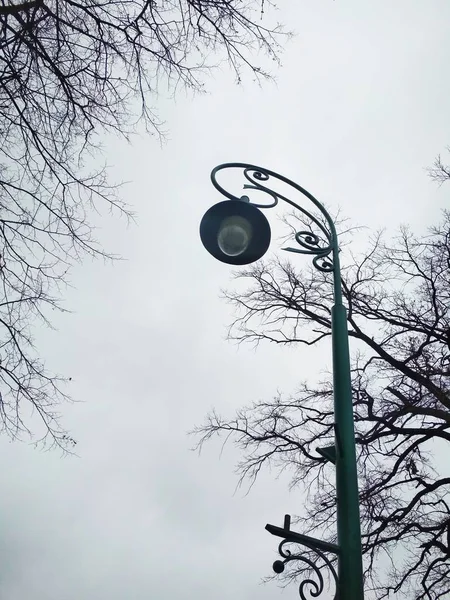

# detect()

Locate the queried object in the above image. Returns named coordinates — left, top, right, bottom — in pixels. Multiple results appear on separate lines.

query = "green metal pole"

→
left=331, top=240, right=364, bottom=600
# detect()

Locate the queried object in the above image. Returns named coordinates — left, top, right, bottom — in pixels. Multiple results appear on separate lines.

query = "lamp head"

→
left=200, top=198, right=271, bottom=265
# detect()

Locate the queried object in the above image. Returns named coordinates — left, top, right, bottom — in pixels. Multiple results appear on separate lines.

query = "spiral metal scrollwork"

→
left=210, top=163, right=337, bottom=273
left=274, top=539, right=338, bottom=600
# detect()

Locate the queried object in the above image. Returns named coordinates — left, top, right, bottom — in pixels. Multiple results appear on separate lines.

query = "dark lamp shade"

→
left=200, top=199, right=271, bottom=265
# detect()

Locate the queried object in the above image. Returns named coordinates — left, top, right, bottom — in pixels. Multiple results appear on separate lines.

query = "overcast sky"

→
left=0, top=2, right=449, bottom=599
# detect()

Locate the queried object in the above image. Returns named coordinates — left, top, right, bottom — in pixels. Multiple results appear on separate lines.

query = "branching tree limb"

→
left=428, top=148, right=450, bottom=185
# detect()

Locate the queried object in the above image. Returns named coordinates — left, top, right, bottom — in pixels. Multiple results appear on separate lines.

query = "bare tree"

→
left=0, top=0, right=284, bottom=449
left=194, top=209, right=450, bottom=599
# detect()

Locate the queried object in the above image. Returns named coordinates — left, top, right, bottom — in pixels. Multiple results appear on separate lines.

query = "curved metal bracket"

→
left=266, top=515, right=339, bottom=600
left=210, top=163, right=339, bottom=273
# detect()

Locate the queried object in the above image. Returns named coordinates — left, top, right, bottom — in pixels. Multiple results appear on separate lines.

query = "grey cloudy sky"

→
left=0, top=2, right=449, bottom=599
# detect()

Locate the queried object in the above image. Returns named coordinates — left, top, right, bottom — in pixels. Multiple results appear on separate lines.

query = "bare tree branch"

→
left=428, top=148, right=450, bottom=185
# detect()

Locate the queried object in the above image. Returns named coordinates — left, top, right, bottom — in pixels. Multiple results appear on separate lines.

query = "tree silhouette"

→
left=194, top=207, right=450, bottom=599
left=0, top=0, right=283, bottom=448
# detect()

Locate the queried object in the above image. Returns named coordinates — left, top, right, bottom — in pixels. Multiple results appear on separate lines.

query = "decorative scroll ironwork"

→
left=273, top=538, right=338, bottom=600
left=266, top=516, right=339, bottom=600
left=210, top=163, right=338, bottom=273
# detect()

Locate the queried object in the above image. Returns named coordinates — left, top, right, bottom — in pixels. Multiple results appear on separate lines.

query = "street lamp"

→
left=200, top=163, right=364, bottom=600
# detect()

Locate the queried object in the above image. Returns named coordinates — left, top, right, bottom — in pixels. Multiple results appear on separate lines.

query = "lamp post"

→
left=200, top=163, right=364, bottom=600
